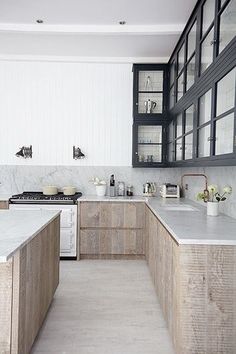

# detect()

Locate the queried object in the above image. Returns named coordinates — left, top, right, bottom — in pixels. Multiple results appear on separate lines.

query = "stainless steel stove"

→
left=9, top=191, right=82, bottom=205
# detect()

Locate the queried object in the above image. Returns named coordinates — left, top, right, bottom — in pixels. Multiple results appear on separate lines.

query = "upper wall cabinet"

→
left=169, top=0, right=236, bottom=110
left=132, top=64, right=168, bottom=167
left=133, top=64, right=168, bottom=121
left=167, top=0, right=236, bottom=167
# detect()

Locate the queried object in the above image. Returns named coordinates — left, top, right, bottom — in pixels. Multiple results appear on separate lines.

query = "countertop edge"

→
left=0, top=211, right=60, bottom=263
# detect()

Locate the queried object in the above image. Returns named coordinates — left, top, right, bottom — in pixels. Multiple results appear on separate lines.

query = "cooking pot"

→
left=63, top=186, right=76, bottom=196
left=43, top=186, right=58, bottom=195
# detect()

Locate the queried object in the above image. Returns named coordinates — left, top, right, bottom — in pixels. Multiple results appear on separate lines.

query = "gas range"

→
left=9, top=191, right=82, bottom=205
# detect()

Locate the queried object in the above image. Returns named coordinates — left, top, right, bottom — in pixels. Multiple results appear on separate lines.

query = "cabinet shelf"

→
left=138, top=143, right=162, bottom=145
left=138, top=90, right=163, bottom=94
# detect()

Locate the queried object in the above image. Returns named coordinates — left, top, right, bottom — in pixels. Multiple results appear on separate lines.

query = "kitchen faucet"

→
left=181, top=173, right=209, bottom=202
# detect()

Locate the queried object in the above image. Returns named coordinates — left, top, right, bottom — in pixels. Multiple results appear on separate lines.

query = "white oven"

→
left=9, top=204, right=78, bottom=258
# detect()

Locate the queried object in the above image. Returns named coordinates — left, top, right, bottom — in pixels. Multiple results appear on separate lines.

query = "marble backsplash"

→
left=0, top=165, right=235, bottom=219
left=0, top=165, right=181, bottom=196
left=182, top=166, right=236, bottom=219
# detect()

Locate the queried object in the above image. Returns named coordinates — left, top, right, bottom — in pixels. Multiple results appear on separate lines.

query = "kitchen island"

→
left=0, top=210, right=60, bottom=354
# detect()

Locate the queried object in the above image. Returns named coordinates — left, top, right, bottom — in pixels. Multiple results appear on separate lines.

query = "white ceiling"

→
left=0, top=0, right=198, bottom=61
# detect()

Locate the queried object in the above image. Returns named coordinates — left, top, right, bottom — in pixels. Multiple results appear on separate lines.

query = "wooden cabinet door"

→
left=0, top=201, right=9, bottom=209
left=80, top=202, right=145, bottom=229
left=147, top=209, right=158, bottom=284
left=80, top=229, right=145, bottom=256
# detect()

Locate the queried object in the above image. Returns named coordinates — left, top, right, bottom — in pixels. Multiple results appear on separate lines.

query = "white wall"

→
left=0, top=61, right=133, bottom=166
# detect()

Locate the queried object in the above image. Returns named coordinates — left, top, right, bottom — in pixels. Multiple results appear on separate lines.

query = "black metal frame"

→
left=132, top=64, right=169, bottom=167
left=132, top=0, right=236, bottom=168
left=166, top=0, right=236, bottom=168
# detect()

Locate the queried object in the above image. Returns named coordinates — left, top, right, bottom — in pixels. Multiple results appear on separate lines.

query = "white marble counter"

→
left=79, top=195, right=147, bottom=202
left=0, top=194, right=11, bottom=201
left=79, top=196, right=236, bottom=246
left=0, top=210, right=60, bottom=262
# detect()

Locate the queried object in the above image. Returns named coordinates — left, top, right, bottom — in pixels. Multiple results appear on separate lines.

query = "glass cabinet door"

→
left=200, top=26, right=215, bottom=74
left=198, top=90, right=212, bottom=158
left=186, top=55, right=195, bottom=90
left=202, top=0, right=215, bottom=36
left=218, top=0, right=236, bottom=54
left=178, top=44, right=185, bottom=74
left=184, top=133, right=193, bottom=160
left=187, top=21, right=197, bottom=60
left=176, top=139, right=183, bottom=160
left=215, top=67, right=236, bottom=155
left=198, top=124, right=211, bottom=157
left=136, top=125, right=163, bottom=164
left=137, top=71, right=163, bottom=114
left=215, top=113, right=234, bottom=154
left=167, top=121, right=175, bottom=162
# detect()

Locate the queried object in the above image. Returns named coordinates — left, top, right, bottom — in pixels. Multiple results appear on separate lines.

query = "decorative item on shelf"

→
left=145, top=76, right=153, bottom=91
left=89, top=177, right=107, bottom=197
left=144, top=99, right=157, bottom=114
left=73, top=146, right=85, bottom=159
left=197, top=185, right=232, bottom=217
left=15, top=145, right=32, bottom=159
left=147, top=155, right=153, bottom=163
left=138, top=154, right=145, bottom=162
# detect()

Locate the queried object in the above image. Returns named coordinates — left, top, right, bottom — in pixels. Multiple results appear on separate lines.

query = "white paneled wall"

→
left=0, top=61, right=133, bottom=166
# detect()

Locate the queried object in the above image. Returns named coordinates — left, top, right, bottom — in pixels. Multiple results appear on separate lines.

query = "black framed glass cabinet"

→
left=132, top=64, right=168, bottom=167
left=132, top=0, right=236, bottom=168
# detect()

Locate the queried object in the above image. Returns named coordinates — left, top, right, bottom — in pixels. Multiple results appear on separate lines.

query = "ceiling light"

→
left=119, top=21, right=126, bottom=25
left=36, top=19, right=44, bottom=24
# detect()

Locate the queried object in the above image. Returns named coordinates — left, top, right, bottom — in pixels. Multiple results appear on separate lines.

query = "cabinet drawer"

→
left=80, top=229, right=145, bottom=255
left=80, top=202, right=145, bottom=229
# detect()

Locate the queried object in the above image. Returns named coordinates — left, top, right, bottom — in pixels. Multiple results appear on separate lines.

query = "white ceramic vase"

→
left=207, top=201, right=219, bottom=216
left=95, top=185, right=106, bottom=197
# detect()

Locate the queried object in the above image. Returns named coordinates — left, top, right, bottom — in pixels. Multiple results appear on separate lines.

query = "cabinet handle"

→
left=136, top=103, right=139, bottom=106
left=207, top=136, right=214, bottom=142
left=210, top=39, right=217, bottom=46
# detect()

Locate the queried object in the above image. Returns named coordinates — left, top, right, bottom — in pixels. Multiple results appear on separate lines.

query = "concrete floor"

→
left=31, top=260, right=175, bottom=354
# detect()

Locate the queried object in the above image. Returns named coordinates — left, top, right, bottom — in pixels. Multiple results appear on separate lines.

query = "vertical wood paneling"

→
left=0, top=61, right=133, bottom=166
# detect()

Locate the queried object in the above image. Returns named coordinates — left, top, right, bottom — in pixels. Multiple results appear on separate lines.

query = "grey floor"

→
left=31, top=260, right=175, bottom=354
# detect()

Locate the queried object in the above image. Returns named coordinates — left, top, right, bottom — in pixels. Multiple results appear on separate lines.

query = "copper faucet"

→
left=181, top=173, right=209, bottom=202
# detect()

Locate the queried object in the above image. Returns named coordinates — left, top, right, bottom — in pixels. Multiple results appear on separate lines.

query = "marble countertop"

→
left=79, top=195, right=236, bottom=246
left=2, top=194, right=236, bottom=247
left=79, top=195, right=147, bottom=202
left=0, top=194, right=11, bottom=201
left=0, top=210, right=60, bottom=262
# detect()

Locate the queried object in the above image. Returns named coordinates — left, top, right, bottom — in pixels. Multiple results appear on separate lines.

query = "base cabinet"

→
left=80, top=202, right=145, bottom=259
left=0, top=216, right=60, bottom=354
left=146, top=205, right=236, bottom=354
left=80, top=229, right=145, bottom=257
left=0, top=201, right=9, bottom=209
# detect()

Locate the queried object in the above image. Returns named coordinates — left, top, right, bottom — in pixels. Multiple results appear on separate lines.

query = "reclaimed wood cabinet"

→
left=80, top=202, right=146, bottom=259
left=0, top=216, right=60, bottom=354
left=0, top=201, right=9, bottom=209
left=146, top=205, right=236, bottom=354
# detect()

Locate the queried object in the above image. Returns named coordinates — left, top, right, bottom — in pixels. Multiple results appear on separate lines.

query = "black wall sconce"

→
left=73, top=146, right=85, bottom=160
left=15, top=145, right=33, bottom=159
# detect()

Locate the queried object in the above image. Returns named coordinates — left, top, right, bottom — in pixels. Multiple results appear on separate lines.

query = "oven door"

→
left=9, top=204, right=78, bottom=258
